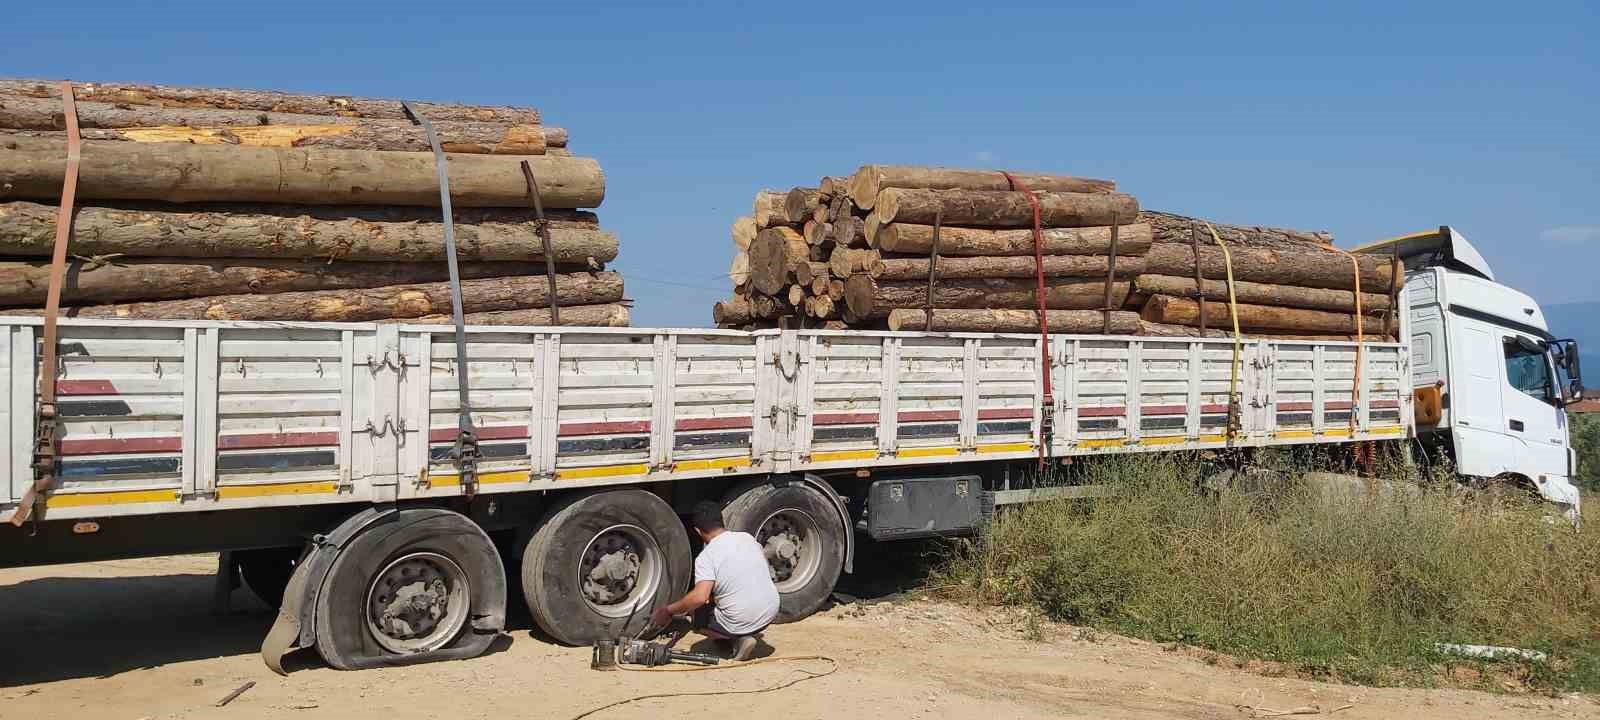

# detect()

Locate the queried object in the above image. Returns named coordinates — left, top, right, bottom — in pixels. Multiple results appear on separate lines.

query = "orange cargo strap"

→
left=1337, top=250, right=1365, bottom=434
left=12, top=82, right=81, bottom=527
left=1202, top=223, right=1243, bottom=440
left=1001, top=172, right=1052, bottom=467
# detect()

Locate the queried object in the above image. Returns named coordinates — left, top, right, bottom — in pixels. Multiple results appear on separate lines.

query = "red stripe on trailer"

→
left=1142, top=404, right=1234, bottom=416
left=429, top=425, right=530, bottom=443
left=674, top=417, right=754, bottom=431
left=59, top=436, right=182, bottom=455
left=558, top=420, right=651, bottom=437
left=218, top=431, right=338, bottom=450
left=812, top=412, right=879, bottom=426
left=1372, top=399, right=1400, bottom=409
left=1276, top=400, right=1401, bottom=412
left=898, top=410, right=960, bottom=423
left=56, top=379, right=119, bottom=396
left=1077, top=406, right=1126, bottom=417
left=977, top=408, right=1033, bottom=420
left=1276, top=402, right=1313, bottom=412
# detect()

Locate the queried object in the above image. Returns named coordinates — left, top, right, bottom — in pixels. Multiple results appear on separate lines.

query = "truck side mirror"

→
left=1553, top=339, right=1583, bottom=402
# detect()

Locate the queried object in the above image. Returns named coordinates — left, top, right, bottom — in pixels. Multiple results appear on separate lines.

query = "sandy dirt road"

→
left=0, top=554, right=1594, bottom=720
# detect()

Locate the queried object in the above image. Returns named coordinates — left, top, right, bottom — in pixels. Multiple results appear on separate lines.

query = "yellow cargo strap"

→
left=1203, top=223, right=1243, bottom=440
left=1337, top=250, right=1365, bottom=434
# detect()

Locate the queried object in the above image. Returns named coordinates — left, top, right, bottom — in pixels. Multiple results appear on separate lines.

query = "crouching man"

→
left=651, top=500, right=779, bottom=660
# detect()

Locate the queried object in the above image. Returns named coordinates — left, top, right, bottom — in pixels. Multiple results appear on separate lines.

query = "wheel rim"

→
left=577, top=524, right=664, bottom=618
left=758, top=509, right=822, bottom=593
left=364, top=551, right=471, bottom=654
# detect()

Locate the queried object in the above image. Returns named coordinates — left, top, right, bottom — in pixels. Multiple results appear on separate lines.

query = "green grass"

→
left=935, top=452, right=1600, bottom=692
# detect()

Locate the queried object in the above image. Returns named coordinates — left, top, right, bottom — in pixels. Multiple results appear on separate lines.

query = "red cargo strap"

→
left=12, top=81, right=81, bottom=527
left=1001, top=172, right=1052, bottom=467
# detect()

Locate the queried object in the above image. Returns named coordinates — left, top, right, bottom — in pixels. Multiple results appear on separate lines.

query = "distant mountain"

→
left=1543, top=302, right=1600, bottom=355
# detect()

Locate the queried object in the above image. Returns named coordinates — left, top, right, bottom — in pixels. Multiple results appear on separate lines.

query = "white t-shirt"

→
left=693, top=530, right=780, bottom=635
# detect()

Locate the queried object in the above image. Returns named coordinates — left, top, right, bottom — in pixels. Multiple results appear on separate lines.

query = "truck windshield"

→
left=1504, top=340, right=1552, bottom=400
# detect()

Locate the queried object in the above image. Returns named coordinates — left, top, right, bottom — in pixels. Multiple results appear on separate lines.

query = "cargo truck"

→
left=0, top=226, right=1578, bottom=671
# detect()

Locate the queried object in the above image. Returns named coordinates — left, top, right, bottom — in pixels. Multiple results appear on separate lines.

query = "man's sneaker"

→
left=732, top=635, right=759, bottom=661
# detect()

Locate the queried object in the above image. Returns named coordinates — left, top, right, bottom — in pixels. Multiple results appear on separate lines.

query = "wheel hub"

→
left=581, top=528, right=650, bottom=607
left=364, top=551, right=470, bottom=654
left=758, top=511, right=819, bottom=589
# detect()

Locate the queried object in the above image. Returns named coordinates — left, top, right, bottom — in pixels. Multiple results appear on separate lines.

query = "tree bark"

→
left=0, top=258, right=565, bottom=307
left=888, top=308, right=1140, bottom=333
left=1145, top=243, right=1399, bottom=292
left=5, top=272, right=624, bottom=322
left=828, top=247, right=884, bottom=279
left=784, top=187, right=822, bottom=224
left=1141, top=295, right=1387, bottom=335
left=1140, top=210, right=1333, bottom=250
left=871, top=188, right=1140, bottom=229
left=845, top=276, right=1129, bottom=320
left=847, top=165, right=1116, bottom=210
left=408, top=303, right=630, bottom=327
left=818, top=176, right=848, bottom=199
left=731, top=215, right=757, bottom=251
left=713, top=297, right=755, bottom=325
left=872, top=222, right=1151, bottom=256
left=832, top=215, right=867, bottom=247
left=752, top=190, right=789, bottom=228
left=0, top=201, right=615, bottom=263
left=875, top=254, right=1143, bottom=281
left=747, top=226, right=808, bottom=295
left=0, top=80, right=542, bottom=124
left=0, top=135, right=603, bottom=208
left=1132, top=274, right=1392, bottom=313
left=1136, top=320, right=1390, bottom=342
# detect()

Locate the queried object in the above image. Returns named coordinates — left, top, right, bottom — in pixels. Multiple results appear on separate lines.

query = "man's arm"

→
left=652, top=580, right=714, bottom=627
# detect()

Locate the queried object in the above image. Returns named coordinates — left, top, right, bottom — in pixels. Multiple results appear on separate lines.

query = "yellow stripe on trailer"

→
left=47, top=488, right=180, bottom=508
left=810, top=449, right=878, bottom=463
left=428, top=470, right=529, bottom=488
left=216, top=481, right=339, bottom=499
left=555, top=463, right=649, bottom=481
left=1322, top=428, right=1353, bottom=438
left=1077, top=438, right=1126, bottom=449
left=1275, top=430, right=1315, bottom=439
left=897, top=446, right=959, bottom=459
left=674, top=456, right=751, bottom=472
left=1367, top=425, right=1405, bottom=435
left=1139, top=436, right=1189, bottom=447
left=976, top=442, right=1033, bottom=454
left=1197, top=433, right=1229, bottom=443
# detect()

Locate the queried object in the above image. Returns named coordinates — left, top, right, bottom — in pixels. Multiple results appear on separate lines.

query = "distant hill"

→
left=1542, top=302, right=1600, bottom=355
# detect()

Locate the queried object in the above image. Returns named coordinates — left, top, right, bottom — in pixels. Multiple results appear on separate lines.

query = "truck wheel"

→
left=236, top=546, right=301, bottom=609
left=313, top=509, right=507, bottom=670
left=519, top=489, right=691, bottom=646
left=722, top=479, right=847, bottom=623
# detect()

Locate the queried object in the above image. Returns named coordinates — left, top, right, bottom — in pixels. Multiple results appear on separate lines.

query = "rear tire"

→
left=519, top=489, right=692, bottom=646
left=722, top=479, right=846, bottom=623
left=313, top=509, right=506, bottom=670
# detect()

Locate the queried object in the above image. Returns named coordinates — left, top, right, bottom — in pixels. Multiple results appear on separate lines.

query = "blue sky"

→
left=3, top=1, right=1595, bottom=327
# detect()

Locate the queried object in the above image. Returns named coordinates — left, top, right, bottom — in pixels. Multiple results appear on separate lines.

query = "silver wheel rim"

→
left=758, top=509, right=822, bottom=593
left=364, top=551, right=471, bottom=654
left=577, top=524, right=663, bottom=618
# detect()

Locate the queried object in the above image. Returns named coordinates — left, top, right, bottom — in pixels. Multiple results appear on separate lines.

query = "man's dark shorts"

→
left=692, top=605, right=769, bottom=639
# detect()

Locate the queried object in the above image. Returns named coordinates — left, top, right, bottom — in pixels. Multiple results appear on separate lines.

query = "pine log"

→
left=1140, top=210, right=1333, bottom=250
left=872, top=222, right=1151, bottom=256
left=792, top=261, right=827, bottom=286
left=875, top=255, right=1143, bottom=281
left=787, top=284, right=806, bottom=307
left=747, top=227, right=808, bottom=295
left=0, top=258, right=563, bottom=307
left=827, top=279, right=844, bottom=300
left=812, top=204, right=831, bottom=225
left=731, top=215, right=757, bottom=251
left=713, top=297, right=755, bottom=325
left=728, top=253, right=751, bottom=285
left=828, top=247, right=884, bottom=279
left=848, top=165, right=1116, bottom=210
left=809, top=295, right=837, bottom=319
left=3, top=272, right=624, bottom=322
left=844, top=276, right=1130, bottom=320
left=888, top=308, right=1141, bottom=333
left=1144, top=243, right=1398, bottom=292
left=409, top=303, right=630, bottom=327
left=0, top=201, right=615, bottom=263
left=871, top=188, right=1140, bottom=228
left=1141, top=295, right=1387, bottom=335
left=810, top=276, right=829, bottom=297
left=0, top=136, right=604, bottom=208
left=784, top=187, right=822, bottom=224
left=833, top=215, right=867, bottom=247
left=803, top=219, right=828, bottom=246
left=752, top=190, right=789, bottom=228
left=818, top=176, right=848, bottom=198
left=1136, top=320, right=1392, bottom=343
left=0, top=80, right=541, bottom=124
left=1133, top=274, right=1392, bottom=313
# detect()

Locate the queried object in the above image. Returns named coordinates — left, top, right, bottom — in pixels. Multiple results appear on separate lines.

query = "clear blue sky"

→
left=3, top=1, right=1596, bottom=327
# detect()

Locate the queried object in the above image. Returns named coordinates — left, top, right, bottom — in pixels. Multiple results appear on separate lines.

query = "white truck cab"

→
left=1357, top=227, right=1583, bottom=514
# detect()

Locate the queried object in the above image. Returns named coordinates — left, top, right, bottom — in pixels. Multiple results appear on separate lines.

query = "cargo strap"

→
left=403, top=101, right=480, bottom=497
left=519, top=160, right=561, bottom=325
left=1338, top=250, right=1365, bottom=435
left=1102, top=217, right=1121, bottom=333
left=1190, top=221, right=1208, bottom=333
left=1203, top=223, right=1244, bottom=440
left=1382, top=242, right=1400, bottom=338
left=1001, top=172, right=1053, bottom=467
left=12, top=82, right=81, bottom=528
left=921, top=210, right=942, bottom=327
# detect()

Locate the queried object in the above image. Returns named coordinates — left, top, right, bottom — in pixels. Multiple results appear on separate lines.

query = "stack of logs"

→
left=0, top=79, right=630, bottom=326
left=715, top=165, right=1401, bottom=341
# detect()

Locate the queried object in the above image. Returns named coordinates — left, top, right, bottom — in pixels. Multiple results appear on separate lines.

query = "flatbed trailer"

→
left=0, top=315, right=1411, bottom=670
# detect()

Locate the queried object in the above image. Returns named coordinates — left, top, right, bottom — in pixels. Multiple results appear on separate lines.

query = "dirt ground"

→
left=1, top=554, right=1595, bottom=720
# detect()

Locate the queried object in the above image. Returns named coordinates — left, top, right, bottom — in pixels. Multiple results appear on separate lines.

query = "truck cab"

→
left=1356, top=227, right=1583, bottom=515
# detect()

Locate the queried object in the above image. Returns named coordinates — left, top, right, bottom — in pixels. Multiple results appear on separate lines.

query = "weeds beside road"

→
left=937, top=452, right=1600, bottom=693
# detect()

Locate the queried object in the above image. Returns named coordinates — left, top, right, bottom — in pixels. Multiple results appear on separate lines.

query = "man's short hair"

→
left=691, top=500, right=726, bottom=532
